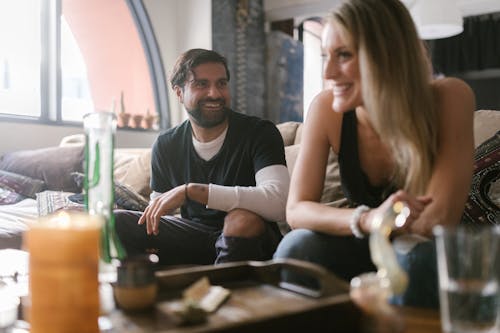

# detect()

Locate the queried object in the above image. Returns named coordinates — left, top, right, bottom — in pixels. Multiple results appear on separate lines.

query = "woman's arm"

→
left=287, top=80, right=474, bottom=238
left=286, top=90, right=358, bottom=235
left=411, top=78, right=475, bottom=236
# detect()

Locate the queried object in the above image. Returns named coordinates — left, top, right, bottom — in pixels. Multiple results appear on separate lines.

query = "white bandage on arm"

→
left=207, top=164, right=290, bottom=222
left=150, top=191, right=162, bottom=201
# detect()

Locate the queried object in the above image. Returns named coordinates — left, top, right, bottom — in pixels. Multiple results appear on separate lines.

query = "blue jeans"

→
left=274, top=229, right=438, bottom=308
left=391, top=240, right=439, bottom=308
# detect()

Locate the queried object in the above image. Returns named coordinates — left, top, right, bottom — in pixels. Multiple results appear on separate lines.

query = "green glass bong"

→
left=83, top=112, right=126, bottom=266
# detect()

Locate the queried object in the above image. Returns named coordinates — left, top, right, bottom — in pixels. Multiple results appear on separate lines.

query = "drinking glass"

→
left=434, top=225, right=499, bottom=333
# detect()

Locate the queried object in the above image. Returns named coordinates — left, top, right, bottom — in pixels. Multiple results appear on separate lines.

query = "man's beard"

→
left=187, top=98, right=229, bottom=128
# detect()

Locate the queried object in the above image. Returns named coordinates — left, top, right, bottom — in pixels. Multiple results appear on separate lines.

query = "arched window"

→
left=0, top=0, right=169, bottom=129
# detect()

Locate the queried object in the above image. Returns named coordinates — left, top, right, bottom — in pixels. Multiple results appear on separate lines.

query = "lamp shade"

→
left=410, top=0, right=463, bottom=39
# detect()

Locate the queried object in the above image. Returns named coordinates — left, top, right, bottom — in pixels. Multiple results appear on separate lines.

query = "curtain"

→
left=212, top=0, right=266, bottom=119
left=430, top=13, right=500, bottom=75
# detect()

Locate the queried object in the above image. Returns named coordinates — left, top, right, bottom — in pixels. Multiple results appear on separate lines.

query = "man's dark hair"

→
left=169, top=48, right=230, bottom=89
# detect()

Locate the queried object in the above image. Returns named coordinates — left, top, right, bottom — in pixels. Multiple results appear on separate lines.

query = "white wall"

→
left=143, top=0, right=211, bottom=127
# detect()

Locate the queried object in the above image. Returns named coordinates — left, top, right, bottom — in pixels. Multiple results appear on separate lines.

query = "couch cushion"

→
left=0, top=146, right=84, bottom=193
left=277, top=122, right=301, bottom=146
left=474, top=110, right=500, bottom=148
left=294, top=123, right=304, bottom=145
left=285, top=144, right=346, bottom=207
left=114, top=149, right=152, bottom=198
left=462, top=131, right=500, bottom=225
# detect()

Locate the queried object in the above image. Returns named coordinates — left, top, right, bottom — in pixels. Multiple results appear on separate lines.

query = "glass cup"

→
left=434, top=225, right=499, bottom=333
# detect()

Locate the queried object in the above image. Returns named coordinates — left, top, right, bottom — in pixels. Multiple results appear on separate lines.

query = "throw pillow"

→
left=0, top=170, right=46, bottom=198
left=462, top=131, right=500, bottom=225
left=114, top=182, right=149, bottom=211
left=0, top=146, right=84, bottom=193
left=0, top=187, right=26, bottom=205
left=36, top=190, right=84, bottom=216
left=70, top=172, right=149, bottom=211
left=115, top=150, right=152, bottom=198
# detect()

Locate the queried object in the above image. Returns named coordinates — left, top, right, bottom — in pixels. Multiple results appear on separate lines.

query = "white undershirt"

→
left=151, top=129, right=289, bottom=222
left=192, top=127, right=227, bottom=161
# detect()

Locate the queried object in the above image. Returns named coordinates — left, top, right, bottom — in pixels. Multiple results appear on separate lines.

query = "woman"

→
left=274, top=0, right=475, bottom=308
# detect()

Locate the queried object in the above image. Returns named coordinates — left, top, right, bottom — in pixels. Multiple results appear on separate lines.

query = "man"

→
left=115, top=49, right=289, bottom=265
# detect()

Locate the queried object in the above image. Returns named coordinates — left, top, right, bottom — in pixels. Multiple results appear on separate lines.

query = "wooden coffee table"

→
left=1, top=250, right=442, bottom=333
left=107, top=301, right=441, bottom=333
left=107, top=261, right=443, bottom=333
left=396, top=306, right=442, bottom=333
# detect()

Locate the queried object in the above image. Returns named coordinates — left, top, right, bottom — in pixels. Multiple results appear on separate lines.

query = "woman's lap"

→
left=274, top=228, right=438, bottom=308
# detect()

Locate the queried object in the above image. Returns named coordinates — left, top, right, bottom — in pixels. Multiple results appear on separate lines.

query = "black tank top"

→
left=338, top=111, right=395, bottom=208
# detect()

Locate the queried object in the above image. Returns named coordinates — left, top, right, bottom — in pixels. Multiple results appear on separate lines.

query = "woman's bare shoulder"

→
left=431, top=77, right=475, bottom=104
left=305, top=89, right=343, bottom=152
left=431, top=77, right=475, bottom=117
left=307, top=89, right=342, bottom=121
left=309, top=89, right=333, bottom=111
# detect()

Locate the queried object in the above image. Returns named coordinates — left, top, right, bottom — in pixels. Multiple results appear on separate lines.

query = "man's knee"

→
left=223, top=209, right=265, bottom=237
left=114, top=209, right=142, bottom=235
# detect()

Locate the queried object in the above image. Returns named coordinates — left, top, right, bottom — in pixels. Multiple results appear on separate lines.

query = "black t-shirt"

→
left=150, top=110, right=286, bottom=226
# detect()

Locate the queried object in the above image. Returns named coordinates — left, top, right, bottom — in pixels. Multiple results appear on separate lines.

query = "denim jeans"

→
left=274, top=228, right=439, bottom=308
left=391, top=240, right=439, bottom=308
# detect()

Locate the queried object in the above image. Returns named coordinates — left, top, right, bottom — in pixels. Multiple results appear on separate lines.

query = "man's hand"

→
left=139, top=184, right=187, bottom=235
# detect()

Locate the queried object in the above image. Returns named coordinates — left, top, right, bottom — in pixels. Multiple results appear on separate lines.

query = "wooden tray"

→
left=108, top=259, right=363, bottom=332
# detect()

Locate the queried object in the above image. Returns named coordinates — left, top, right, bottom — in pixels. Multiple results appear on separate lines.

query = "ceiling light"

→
left=409, top=0, right=463, bottom=39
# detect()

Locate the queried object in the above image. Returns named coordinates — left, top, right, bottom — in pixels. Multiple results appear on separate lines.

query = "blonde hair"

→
left=328, top=0, right=438, bottom=195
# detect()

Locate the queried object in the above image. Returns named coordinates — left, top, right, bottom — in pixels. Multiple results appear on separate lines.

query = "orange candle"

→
left=25, top=211, right=102, bottom=333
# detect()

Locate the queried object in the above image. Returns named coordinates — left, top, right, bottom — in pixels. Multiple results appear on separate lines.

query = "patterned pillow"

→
left=462, top=131, right=500, bottom=225
left=70, top=172, right=149, bottom=211
left=36, top=190, right=84, bottom=216
left=0, top=170, right=46, bottom=198
left=114, top=182, right=149, bottom=211
left=0, top=187, right=26, bottom=205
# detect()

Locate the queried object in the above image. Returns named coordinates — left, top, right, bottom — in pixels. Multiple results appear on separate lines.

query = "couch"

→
left=0, top=110, right=498, bottom=249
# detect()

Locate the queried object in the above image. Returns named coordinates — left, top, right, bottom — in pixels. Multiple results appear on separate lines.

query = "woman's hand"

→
left=360, top=190, right=433, bottom=235
left=138, top=184, right=186, bottom=235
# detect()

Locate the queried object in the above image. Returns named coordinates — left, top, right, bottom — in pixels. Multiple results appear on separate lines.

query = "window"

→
left=0, top=0, right=168, bottom=129
left=301, top=18, right=324, bottom=119
left=0, top=0, right=41, bottom=118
